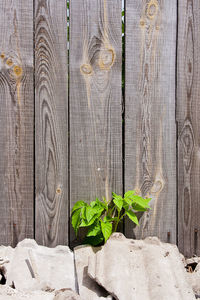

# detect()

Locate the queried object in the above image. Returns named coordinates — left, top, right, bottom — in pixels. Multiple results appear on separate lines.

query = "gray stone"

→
left=74, top=245, right=112, bottom=300
left=88, top=233, right=195, bottom=300
left=6, top=239, right=76, bottom=292
left=53, top=288, right=81, bottom=300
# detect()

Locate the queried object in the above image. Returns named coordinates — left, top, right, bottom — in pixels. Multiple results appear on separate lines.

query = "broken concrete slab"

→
left=0, top=285, right=55, bottom=300
left=0, top=245, right=15, bottom=283
left=74, top=245, right=112, bottom=300
left=88, top=233, right=195, bottom=300
left=6, top=239, right=76, bottom=292
left=185, top=259, right=200, bottom=297
left=186, top=271, right=200, bottom=296
left=53, top=288, right=82, bottom=300
left=0, top=245, right=15, bottom=262
left=186, top=257, right=200, bottom=266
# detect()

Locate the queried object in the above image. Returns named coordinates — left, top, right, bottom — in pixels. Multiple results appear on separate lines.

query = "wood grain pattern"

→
left=0, top=0, right=34, bottom=246
left=177, top=0, right=200, bottom=257
left=125, top=0, right=177, bottom=242
left=69, top=0, right=122, bottom=244
left=35, top=0, right=68, bottom=246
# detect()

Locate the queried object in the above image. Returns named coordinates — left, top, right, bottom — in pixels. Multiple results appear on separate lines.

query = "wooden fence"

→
left=0, top=0, right=199, bottom=257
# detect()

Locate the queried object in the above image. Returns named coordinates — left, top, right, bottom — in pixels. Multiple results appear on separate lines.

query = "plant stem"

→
left=113, top=221, right=119, bottom=233
left=113, top=210, right=120, bottom=232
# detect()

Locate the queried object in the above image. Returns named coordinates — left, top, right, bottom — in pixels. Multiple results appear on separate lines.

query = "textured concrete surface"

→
left=54, top=288, right=82, bottom=300
left=185, top=257, right=200, bottom=297
left=0, top=245, right=15, bottom=281
left=0, top=286, right=82, bottom=300
left=0, top=285, right=55, bottom=300
left=0, top=237, right=198, bottom=299
left=88, top=233, right=195, bottom=300
left=5, top=239, right=76, bottom=292
left=74, top=245, right=112, bottom=300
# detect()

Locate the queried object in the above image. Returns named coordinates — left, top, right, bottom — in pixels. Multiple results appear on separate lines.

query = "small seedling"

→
left=71, top=190, right=151, bottom=246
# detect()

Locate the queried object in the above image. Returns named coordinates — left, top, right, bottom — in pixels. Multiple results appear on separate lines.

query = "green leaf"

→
left=79, top=209, right=103, bottom=227
left=132, top=203, right=148, bottom=212
left=122, top=22, right=124, bottom=34
left=124, top=190, right=136, bottom=198
left=123, top=200, right=129, bottom=211
left=90, top=198, right=107, bottom=210
left=124, top=197, right=133, bottom=206
left=71, top=208, right=81, bottom=235
left=72, top=201, right=87, bottom=213
left=84, top=233, right=104, bottom=246
left=101, top=222, right=112, bottom=242
left=131, top=195, right=151, bottom=208
left=126, top=210, right=139, bottom=225
left=86, top=221, right=101, bottom=237
left=85, top=206, right=97, bottom=222
left=81, top=206, right=87, bottom=219
left=103, top=216, right=118, bottom=222
left=112, top=193, right=123, bottom=211
left=90, top=201, right=97, bottom=207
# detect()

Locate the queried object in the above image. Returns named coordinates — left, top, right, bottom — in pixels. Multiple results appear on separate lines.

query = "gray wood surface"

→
left=0, top=0, right=34, bottom=246
left=177, top=0, right=200, bottom=257
left=69, top=0, right=122, bottom=244
left=125, top=0, right=177, bottom=243
left=35, top=0, right=68, bottom=246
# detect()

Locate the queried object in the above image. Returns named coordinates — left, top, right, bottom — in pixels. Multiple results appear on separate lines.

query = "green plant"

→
left=71, top=190, right=151, bottom=246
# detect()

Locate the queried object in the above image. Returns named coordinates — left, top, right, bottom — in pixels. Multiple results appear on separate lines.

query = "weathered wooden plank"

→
left=125, top=0, right=177, bottom=242
left=0, top=1, right=34, bottom=246
left=35, top=0, right=68, bottom=246
left=177, top=0, right=200, bottom=257
left=69, top=0, right=122, bottom=244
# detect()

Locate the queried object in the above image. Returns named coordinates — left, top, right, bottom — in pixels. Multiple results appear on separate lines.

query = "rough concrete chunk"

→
left=0, top=245, right=15, bottom=282
left=0, top=285, right=55, bottom=300
left=53, top=288, right=82, bottom=300
left=6, top=239, right=76, bottom=292
left=74, top=245, right=112, bottom=300
left=185, top=257, right=200, bottom=297
left=186, top=271, right=200, bottom=296
left=88, top=233, right=195, bottom=300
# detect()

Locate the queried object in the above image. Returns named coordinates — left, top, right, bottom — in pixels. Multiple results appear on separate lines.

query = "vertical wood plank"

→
left=0, top=0, right=34, bottom=246
left=177, top=0, right=200, bottom=257
left=125, top=0, right=177, bottom=242
left=70, top=0, right=122, bottom=244
left=35, top=0, right=68, bottom=246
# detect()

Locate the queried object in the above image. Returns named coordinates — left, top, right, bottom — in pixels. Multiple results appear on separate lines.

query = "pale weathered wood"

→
left=70, top=0, right=122, bottom=244
left=125, top=0, right=177, bottom=242
left=0, top=0, right=34, bottom=246
left=35, top=0, right=68, bottom=246
left=177, top=0, right=200, bottom=257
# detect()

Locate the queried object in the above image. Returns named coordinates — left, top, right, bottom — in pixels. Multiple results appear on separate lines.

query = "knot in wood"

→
left=140, top=19, right=145, bottom=27
left=99, top=48, right=115, bottom=70
left=13, top=65, right=23, bottom=77
left=6, top=58, right=13, bottom=67
left=80, top=64, right=92, bottom=75
left=56, top=187, right=61, bottom=194
left=146, top=0, right=159, bottom=20
left=151, top=180, right=163, bottom=193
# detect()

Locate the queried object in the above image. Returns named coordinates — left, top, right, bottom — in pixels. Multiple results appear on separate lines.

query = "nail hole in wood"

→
left=167, top=232, right=170, bottom=243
